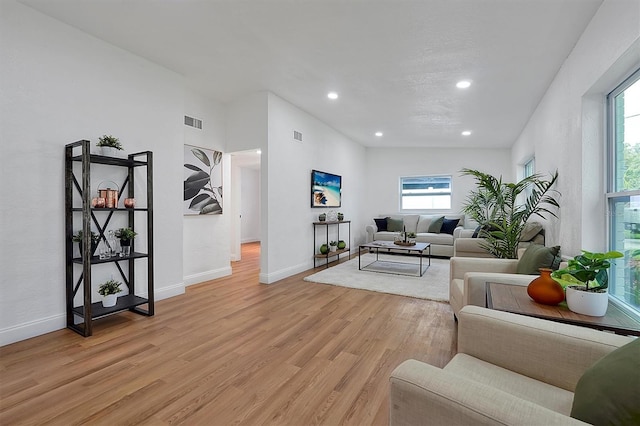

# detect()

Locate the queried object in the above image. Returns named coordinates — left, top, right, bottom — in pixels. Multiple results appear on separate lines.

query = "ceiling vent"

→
left=184, top=115, right=203, bottom=130
left=293, top=130, right=303, bottom=142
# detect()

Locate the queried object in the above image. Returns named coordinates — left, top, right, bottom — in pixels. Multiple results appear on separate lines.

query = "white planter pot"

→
left=100, top=146, right=122, bottom=157
left=565, top=286, right=608, bottom=317
left=330, top=246, right=337, bottom=252
left=102, top=294, right=118, bottom=308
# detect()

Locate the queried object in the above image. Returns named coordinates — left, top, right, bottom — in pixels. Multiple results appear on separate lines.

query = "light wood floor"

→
left=0, top=242, right=457, bottom=425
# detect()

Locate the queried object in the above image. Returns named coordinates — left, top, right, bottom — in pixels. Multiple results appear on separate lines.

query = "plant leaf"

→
left=184, top=164, right=204, bottom=172
left=200, top=200, right=222, bottom=214
left=191, top=148, right=210, bottom=167
left=184, top=171, right=210, bottom=200
left=212, top=151, right=222, bottom=166
left=189, top=193, right=213, bottom=210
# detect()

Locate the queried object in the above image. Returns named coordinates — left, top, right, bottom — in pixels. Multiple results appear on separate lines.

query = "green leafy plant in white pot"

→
left=115, top=227, right=137, bottom=256
left=97, top=134, right=123, bottom=157
left=98, top=279, right=122, bottom=308
left=329, top=241, right=338, bottom=252
left=551, top=250, right=623, bottom=317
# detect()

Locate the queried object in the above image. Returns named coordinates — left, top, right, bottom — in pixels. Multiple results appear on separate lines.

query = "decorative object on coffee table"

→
left=552, top=250, right=623, bottom=317
left=527, top=268, right=565, bottom=305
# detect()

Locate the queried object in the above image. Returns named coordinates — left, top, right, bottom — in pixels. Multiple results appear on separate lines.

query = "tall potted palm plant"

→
left=461, top=169, right=560, bottom=259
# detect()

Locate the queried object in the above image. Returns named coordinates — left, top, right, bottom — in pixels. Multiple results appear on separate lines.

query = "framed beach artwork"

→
left=311, top=169, right=342, bottom=207
left=183, top=145, right=223, bottom=215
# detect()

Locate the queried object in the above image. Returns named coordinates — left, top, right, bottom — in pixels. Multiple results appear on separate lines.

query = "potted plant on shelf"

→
left=318, top=213, right=327, bottom=222
left=337, top=212, right=344, bottom=221
left=97, top=134, right=123, bottom=157
left=115, top=227, right=137, bottom=256
left=329, top=241, right=338, bottom=252
left=72, top=230, right=101, bottom=257
left=98, top=279, right=122, bottom=307
left=551, top=250, right=623, bottom=317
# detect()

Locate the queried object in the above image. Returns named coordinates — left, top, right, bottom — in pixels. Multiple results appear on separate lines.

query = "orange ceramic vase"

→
left=527, top=268, right=565, bottom=305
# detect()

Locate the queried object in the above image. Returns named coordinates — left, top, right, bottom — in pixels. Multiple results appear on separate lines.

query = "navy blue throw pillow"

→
left=374, top=218, right=388, bottom=232
left=441, top=218, right=460, bottom=235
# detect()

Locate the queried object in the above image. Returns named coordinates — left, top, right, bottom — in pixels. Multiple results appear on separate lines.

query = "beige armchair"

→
left=389, top=306, right=633, bottom=426
left=449, top=256, right=536, bottom=316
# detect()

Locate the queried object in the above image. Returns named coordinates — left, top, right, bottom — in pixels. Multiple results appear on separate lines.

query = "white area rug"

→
left=304, top=253, right=450, bottom=302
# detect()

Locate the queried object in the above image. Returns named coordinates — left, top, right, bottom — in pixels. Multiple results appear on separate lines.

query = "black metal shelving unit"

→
left=313, top=220, right=351, bottom=268
left=65, top=139, right=154, bottom=337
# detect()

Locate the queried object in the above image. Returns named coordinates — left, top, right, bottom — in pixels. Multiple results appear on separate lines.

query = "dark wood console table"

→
left=486, top=282, right=640, bottom=336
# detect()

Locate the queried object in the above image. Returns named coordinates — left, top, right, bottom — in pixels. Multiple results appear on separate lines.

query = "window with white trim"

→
left=400, top=175, right=451, bottom=210
left=607, top=68, right=640, bottom=315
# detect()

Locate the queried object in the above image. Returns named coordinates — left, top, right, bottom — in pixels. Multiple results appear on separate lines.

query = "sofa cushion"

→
left=416, top=233, right=453, bottom=245
left=520, top=222, right=543, bottom=242
left=387, top=217, right=404, bottom=232
left=570, top=338, right=640, bottom=425
left=416, top=215, right=432, bottom=233
left=441, top=218, right=460, bottom=235
left=396, top=214, right=420, bottom=233
left=428, top=216, right=444, bottom=233
left=374, top=217, right=388, bottom=232
left=516, top=245, right=561, bottom=275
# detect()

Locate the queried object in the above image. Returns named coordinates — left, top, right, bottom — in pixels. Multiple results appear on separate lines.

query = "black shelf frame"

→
left=313, top=220, right=351, bottom=268
left=65, top=139, right=154, bottom=337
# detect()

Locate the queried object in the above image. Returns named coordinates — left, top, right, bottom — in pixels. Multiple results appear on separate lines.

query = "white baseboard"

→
left=259, top=260, right=313, bottom=284
left=0, top=313, right=66, bottom=347
left=0, top=282, right=186, bottom=347
left=183, top=266, right=232, bottom=287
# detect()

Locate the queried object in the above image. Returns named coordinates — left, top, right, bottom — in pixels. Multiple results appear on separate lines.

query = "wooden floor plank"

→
left=0, top=242, right=456, bottom=425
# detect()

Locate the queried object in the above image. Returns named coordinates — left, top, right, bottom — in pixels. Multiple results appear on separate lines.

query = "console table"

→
left=313, top=220, right=350, bottom=268
left=486, top=282, right=640, bottom=336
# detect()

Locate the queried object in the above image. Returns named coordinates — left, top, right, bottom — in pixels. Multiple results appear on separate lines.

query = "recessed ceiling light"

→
left=456, top=80, right=471, bottom=89
left=327, top=92, right=339, bottom=100
left=375, top=131, right=383, bottom=137
left=461, top=130, right=472, bottom=136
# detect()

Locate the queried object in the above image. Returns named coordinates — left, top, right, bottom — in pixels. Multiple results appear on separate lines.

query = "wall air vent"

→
left=293, top=130, right=303, bottom=142
left=184, top=115, right=203, bottom=130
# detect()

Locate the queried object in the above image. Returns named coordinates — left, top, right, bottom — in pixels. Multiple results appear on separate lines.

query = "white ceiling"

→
left=20, top=0, right=603, bottom=149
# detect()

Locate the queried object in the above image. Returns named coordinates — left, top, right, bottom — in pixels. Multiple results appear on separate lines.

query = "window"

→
left=400, top=175, right=451, bottom=210
left=523, top=157, right=535, bottom=179
left=607, top=68, right=640, bottom=315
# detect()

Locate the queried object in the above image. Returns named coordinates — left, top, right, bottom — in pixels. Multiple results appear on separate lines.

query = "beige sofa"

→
left=454, top=221, right=545, bottom=258
left=365, top=214, right=466, bottom=257
left=389, top=306, right=633, bottom=425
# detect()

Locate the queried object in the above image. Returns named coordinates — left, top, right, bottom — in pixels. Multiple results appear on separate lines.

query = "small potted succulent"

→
left=72, top=230, right=101, bottom=257
left=318, top=213, right=327, bottom=222
left=98, top=279, right=122, bottom=307
left=329, top=241, right=338, bottom=252
left=551, top=250, right=623, bottom=317
left=97, top=134, right=123, bottom=157
left=115, top=227, right=137, bottom=256
left=337, top=212, right=344, bottom=221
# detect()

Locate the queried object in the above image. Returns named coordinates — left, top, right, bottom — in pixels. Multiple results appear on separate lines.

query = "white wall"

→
left=0, top=1, right=185, bottom=345
left=182, top=93, right=232, bottom=286
left=511, top=0, right=640, bottom=255
left=364, top=147, right=512, bottom=228
left=262, top=93, right=367, bottom=283
left=240, top=167, right=261, bottom=243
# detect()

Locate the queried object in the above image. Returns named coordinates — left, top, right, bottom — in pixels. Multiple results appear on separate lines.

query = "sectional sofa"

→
left=365, top=214, right=466, bottom=257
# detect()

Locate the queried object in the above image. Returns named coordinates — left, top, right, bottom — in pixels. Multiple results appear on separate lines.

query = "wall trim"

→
left=184, top=266, right=232, bottom=287
left=0, top=282, right=186, bottom=347
left=259, top=260, right=313, bottom=284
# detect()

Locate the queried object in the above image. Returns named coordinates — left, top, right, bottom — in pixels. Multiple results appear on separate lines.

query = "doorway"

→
left=230, top=150, right=261, bottom=264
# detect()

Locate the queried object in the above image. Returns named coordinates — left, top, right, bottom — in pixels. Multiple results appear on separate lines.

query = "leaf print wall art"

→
left=184, top=145, right=223, bottom=215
